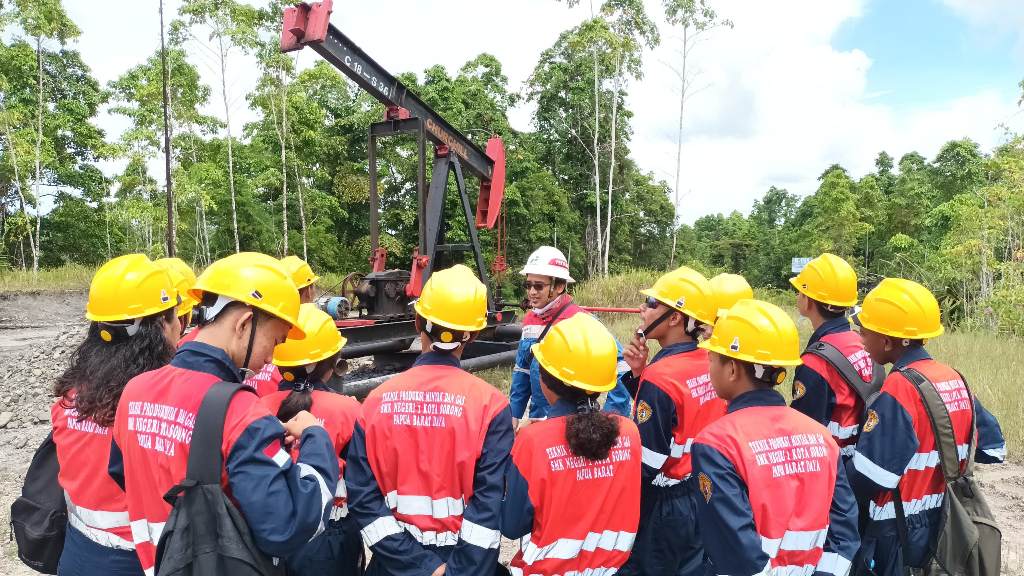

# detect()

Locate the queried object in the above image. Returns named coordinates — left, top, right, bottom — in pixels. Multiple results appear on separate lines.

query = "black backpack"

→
left=10, top=432, right=67, bottom=574
left=155, top=381, right=283, bottom=576
left=803, top=340, right=886, bottom=422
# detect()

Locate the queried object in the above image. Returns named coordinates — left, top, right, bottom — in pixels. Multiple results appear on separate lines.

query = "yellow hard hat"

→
left=531, top=313, right=618, bottom=393
left=86, top=254, right=178, bottom=323
left=191, top=252, right=305, bottom=338
left=273, top=303, right=346, bottom=367
left=154, top=258, right=197, bottom=316
left=710, top=273, right=753, bottom=317
left=700, top=299, right=802, bottom=368
left=640, top=266, right=717, bottom=325
left=413, top=264, right=488, bottom=332
left=789, top=253, right=858, bottom=308
left=855, top=278, right=944, bottom=340
left=280, top=255, right=319, bottom=289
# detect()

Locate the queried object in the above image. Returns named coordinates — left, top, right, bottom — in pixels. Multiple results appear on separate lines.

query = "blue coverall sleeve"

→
left=790, top=364, right=835, bottom=427
left=108, top=439, right=125, bottom=491
left=446, top=407, right=514, bottom=576
left=528, top=360, right=550, bottom=419
left=344, top=422, right=444, bottom=575
left=815, top=457, right=859, bottom=576
left=634, top=383, right=677, bottom=486
left=510, top=339, right=533, bottom=420
left=602, top=341, right=633, bottom=416
left=226, top=416, right=339, bottom=558
left=691, top=443, right=767, bottom=576
left=500, top=457, right=535, bottom=540
left=973, top=399, right=1006, bottom=464
left=848, top=391, right=918, bottom=502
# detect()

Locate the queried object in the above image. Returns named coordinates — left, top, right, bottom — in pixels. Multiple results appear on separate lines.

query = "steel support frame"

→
left=368, top=119, right=494, bottom=311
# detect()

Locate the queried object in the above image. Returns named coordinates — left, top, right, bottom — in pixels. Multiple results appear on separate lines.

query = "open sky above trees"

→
left=2, top=0, right=1024, bottom=334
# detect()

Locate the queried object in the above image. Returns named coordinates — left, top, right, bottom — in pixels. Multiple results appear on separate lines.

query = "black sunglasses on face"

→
left=523, top=281, right=551, bottom=292
left=645, top=296, right=661, bottom=309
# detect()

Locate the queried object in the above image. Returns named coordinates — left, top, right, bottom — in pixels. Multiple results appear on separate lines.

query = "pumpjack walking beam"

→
left=281, top=0, right=507, bottom=305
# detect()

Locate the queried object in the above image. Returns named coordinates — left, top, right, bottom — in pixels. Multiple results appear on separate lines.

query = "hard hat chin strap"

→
left=239, top=308, right=259, bottom=380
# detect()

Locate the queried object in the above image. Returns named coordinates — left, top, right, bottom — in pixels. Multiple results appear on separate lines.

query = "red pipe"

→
left=581, top=306, right=640, bottom=314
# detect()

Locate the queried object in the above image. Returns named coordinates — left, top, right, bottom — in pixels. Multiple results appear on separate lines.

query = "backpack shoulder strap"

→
left=805, top=340, right=885, bottom=404
left=186, top=381, right=254, bottom=485
left=952, top=369, right=978, bottom=478
left=899, top=367, right=973, bottom=482
left=537, top=301, right=573, bottom=343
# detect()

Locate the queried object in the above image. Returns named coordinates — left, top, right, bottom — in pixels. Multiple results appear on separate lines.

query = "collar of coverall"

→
left=650, top=340, right=699, bottom=364
left=808, top=315, right=852, bottom=345
left=533, top=293, right=572, bottom=319
left=727, top=388, right=787, bottom=414
left=171, top=341, right=244, bottom=383
left=413, top=350, right=462, bottom=369
left=891, top=345, right=932, bottom=372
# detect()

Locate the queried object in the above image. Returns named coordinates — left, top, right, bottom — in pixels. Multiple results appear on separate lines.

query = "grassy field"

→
left=479, top=273, right=1022, bottom=461
left=0, top=264, right=95, bottom=293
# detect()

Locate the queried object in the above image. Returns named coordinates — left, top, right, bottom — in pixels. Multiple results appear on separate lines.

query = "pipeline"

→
left=338, top=349, right=518, bottom=398
left=580, top=306, right=640, bottom=314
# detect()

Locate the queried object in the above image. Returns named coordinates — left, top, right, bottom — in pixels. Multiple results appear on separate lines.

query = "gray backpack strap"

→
left=804, top=340, right=885, bottom=405
left=899, top=367, right=975, bottom=482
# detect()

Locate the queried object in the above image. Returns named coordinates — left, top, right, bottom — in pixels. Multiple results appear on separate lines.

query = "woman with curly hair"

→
left=502, top=313, right=642, bottom=576
left=51, top=254, right=179, bottom=576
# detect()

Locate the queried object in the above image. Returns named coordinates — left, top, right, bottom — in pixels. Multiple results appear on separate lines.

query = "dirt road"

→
left=0, top=291, right=1021, bottom=575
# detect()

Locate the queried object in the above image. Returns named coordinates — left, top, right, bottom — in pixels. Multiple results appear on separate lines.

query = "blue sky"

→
left=834, top=0, right=1022, bottom=111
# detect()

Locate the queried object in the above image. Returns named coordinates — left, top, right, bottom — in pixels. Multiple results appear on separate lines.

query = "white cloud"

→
left=629, top=0, right=1024, bottom=223
left=940, top=0, right=1024, bottom=55
left=52, top=0, right=1024, bottom=224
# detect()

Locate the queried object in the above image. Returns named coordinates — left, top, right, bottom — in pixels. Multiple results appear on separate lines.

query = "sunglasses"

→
left=522, top=281, right=551, bottom=292
left=645, top=296, right=661, bottom=309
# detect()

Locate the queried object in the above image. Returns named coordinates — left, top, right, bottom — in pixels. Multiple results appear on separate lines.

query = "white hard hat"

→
left=520, top=246, right=575, bottom=282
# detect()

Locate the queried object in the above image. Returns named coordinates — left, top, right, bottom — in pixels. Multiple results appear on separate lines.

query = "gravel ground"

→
left=0, top=291, right=1020, bottom=575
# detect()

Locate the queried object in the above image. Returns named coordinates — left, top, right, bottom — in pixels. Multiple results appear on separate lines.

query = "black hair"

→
left=539, top=365, right=620, bottom=461
left=276, top=352, right=341, bottom=422
left=54, top=308, right=177, bottom=428
left=814, top=301, right=847, bottom=320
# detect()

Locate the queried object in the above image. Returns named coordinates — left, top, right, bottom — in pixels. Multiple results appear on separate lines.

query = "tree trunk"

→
left=32, top=35, right=43, bottom=274
left=1, top=117, right=38, bottom=271
left=670, top=28, right=690, bottom=269
left=591, top=46, right=602, bottom=278
left=289, top=131, right=308, bottom=261
left=159, top=0, right=176, bottom=257
left=272, top=73, right=288, bottom=257
left=217, top=32, right=240, bottom=253
left=603, top=55, right=623, bottom=276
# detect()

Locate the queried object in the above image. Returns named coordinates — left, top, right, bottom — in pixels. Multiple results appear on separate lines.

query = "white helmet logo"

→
left=730, top=336, right=740, bottom=352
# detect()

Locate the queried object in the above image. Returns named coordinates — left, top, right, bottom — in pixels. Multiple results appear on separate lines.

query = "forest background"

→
left=2, top=0, right=1024, bottom=335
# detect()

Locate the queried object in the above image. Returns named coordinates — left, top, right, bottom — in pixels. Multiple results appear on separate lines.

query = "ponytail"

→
left=275, top=352, right=341, bottom=422
left=539, top=366, right=620, bottom=461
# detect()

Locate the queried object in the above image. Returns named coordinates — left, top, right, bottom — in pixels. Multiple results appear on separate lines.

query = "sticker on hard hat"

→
left=251, top=290, right=264, bottom=300
left=160, top=290, right=170, bottom=304
left=699, top=472, right=713, bottom=503
left=675, top=297, right=686, bottom=309
left=730, top=336, right=740, bottom=352
left=548, top=258, right=568, bottom=269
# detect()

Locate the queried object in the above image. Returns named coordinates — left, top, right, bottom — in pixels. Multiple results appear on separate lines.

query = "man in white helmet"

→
left=510, top=246, right=632, bottom=430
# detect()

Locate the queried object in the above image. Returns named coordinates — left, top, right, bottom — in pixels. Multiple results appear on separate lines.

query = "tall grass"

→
left=480, top=271, right=1022, bottom=461
left=0, top=264, right=95, bottom=293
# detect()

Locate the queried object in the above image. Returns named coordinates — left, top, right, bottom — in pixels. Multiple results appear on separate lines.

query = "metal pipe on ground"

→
left=339, top=349, right=518, bottom=398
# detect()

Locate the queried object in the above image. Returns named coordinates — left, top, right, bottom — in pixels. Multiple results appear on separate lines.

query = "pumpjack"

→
left=280, top=0, right=520, bottom=392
